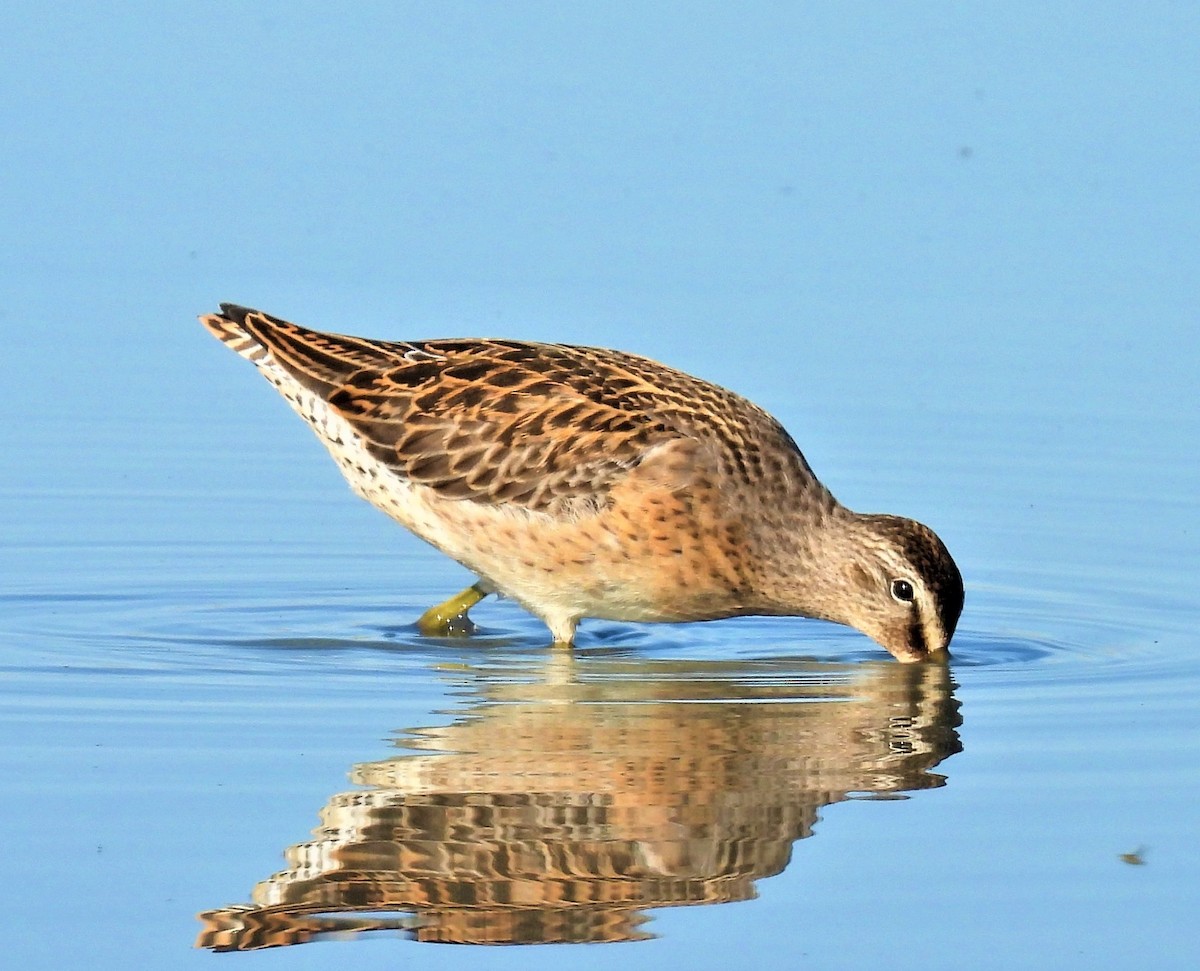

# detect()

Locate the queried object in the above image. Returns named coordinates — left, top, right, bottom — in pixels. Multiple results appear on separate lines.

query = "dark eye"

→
left=891, top=578, right=915, bottom=603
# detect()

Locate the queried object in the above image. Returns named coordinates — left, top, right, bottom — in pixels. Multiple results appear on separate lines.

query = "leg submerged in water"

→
left=417, top=582, right=490, bottom=636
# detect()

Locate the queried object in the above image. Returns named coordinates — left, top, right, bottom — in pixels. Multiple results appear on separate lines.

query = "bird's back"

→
left=200, top=304, right=825, bottom=515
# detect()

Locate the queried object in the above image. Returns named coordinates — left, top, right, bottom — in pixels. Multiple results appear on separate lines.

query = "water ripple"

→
left=1, top=573, right=1194, bottom=690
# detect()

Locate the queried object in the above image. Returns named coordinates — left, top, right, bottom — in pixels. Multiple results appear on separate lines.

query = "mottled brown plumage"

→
left=200, top=303, right=963, bottom=661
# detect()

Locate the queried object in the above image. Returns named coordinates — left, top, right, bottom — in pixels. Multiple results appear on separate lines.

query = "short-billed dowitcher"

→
left=201, top=304, right=963, bottom=662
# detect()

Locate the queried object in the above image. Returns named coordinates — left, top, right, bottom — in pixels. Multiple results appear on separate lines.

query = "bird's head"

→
left=831, top=514, right=964, bottom=663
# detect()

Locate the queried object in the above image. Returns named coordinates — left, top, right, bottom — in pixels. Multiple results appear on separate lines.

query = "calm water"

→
left=3, top=395, right=1197, bottom=969
left=3, top=4, right=1198, bottom=968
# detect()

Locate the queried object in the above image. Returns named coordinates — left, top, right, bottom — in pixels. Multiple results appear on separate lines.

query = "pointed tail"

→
left=198, top=303, right=273, bottom=364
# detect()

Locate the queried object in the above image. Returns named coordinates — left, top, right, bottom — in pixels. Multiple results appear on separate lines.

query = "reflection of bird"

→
left=201, top=304, right=963, bottom=661
left=196, top=656, right=962, bottom=948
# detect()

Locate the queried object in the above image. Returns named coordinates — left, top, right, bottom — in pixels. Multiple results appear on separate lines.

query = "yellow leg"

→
left=416, top=583, right=489, bottom=637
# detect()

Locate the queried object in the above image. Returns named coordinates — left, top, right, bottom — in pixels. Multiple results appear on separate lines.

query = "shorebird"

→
left=201, top=304, right=963, bottom=662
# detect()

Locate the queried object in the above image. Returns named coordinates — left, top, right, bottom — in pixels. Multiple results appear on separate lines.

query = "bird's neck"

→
left=741, top=499, right=863, bottom=624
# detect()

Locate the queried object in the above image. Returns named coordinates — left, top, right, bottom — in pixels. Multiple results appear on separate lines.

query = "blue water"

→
left=3, top=4, right=1198, bottom=969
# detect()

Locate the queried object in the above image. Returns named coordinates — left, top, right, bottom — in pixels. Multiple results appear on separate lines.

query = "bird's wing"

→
left=203, top=304, right=734, bottom=513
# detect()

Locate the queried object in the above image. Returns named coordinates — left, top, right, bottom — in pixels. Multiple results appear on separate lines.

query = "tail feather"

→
left=199, top=304, right=271, bottom=364
left=199, top=304, right=404, bottom=396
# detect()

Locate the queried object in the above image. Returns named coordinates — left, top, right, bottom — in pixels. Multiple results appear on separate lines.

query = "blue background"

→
left=2, top=4, right=1197, bottom=969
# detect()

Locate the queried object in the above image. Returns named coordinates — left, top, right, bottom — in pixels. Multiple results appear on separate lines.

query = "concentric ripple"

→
left=2, top=561, right=1191, bottom=692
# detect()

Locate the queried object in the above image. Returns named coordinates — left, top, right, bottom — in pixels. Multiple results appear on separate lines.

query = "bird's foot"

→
left=416, top=583, right=489, bottom=637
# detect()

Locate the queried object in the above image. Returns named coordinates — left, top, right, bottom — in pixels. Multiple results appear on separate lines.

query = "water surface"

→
left=3, top=402, right=1196, bottom=969
left=2, top=4, right=1198, bottom=969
